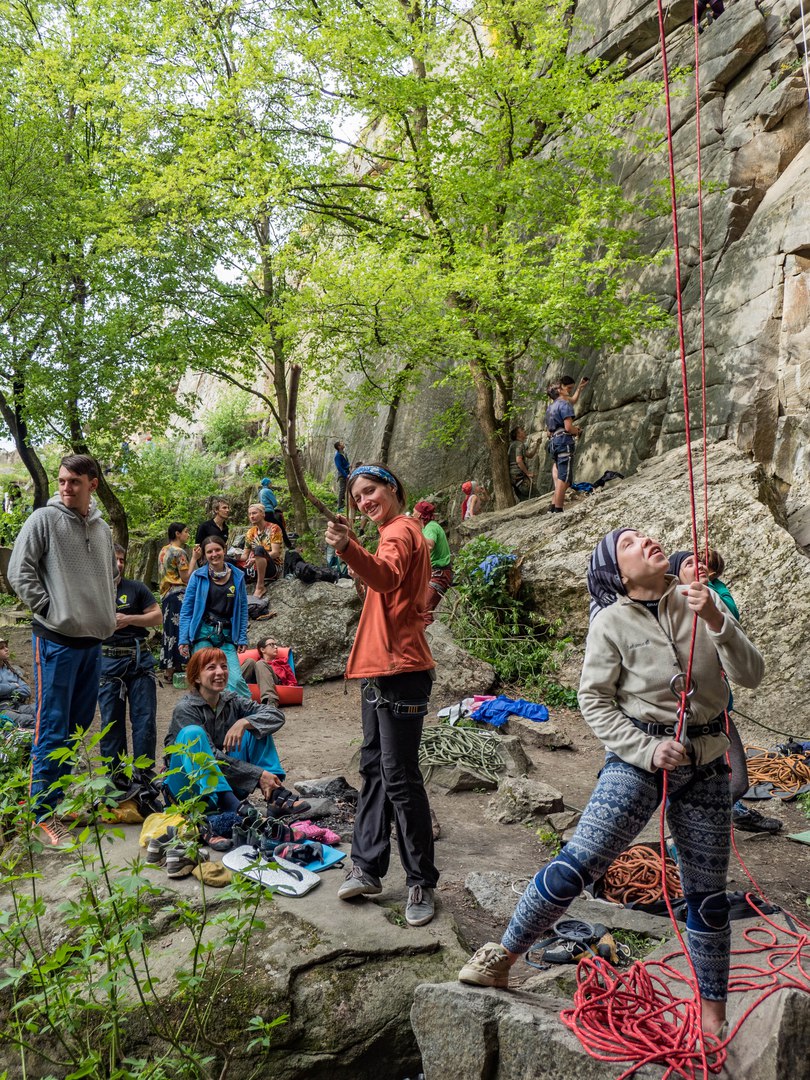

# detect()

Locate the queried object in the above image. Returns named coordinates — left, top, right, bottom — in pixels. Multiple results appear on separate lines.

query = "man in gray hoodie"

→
left=8, top=454, right=117, bottom=847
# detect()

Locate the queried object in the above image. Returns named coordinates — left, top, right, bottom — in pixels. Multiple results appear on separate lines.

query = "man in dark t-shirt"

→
left=545, top=386, right=582, bottom=514
left=195, top=497, right=231, bottom=548
left=98, top=546, right=162, bottom=773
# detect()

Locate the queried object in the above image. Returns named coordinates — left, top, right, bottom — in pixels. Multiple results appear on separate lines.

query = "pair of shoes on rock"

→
left=548, top=505, right=563, bottom=514
left=732, top=803, right=782, bottom=834
left=146, top=825, right=209, bottom=878
left=166, top=838, right=209, bottom=879
left=265, top=786, right=311, bottom=821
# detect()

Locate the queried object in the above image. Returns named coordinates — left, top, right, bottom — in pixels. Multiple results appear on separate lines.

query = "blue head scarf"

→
left=348, top=465, right=398, bottom=488
left=260, top=477, right=272, bottom=487
left=586, top=527, right=635, bottom=622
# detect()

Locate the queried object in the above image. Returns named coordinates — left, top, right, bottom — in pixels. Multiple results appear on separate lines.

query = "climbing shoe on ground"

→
left=35, top=817, right=75, bottom=852
left=732, top=804, right=782, bottom=834
left=458, top=942, right=511, bottom=988
left=146, top=827, right=177, bottom=865
left=166, top=840, right=209, bottom=879
left=405, top=885, right=435, bottom=927
left=337, top=865, right=382, bottom=899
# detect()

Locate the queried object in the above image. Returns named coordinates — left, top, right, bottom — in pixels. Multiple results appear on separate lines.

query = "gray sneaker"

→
left=337, top=865, right=383, bottom=899
left=405, top=885, right=435, bottom=927
left=166, top=841, right=209, bottom=879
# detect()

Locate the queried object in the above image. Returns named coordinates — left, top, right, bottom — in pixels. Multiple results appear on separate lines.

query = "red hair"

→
left=185, top=647, right=227, bottom=689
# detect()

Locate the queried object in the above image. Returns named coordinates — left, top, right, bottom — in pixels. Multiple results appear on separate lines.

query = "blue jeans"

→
left=193, top=624, right=252, bottom=699
left=163, top=723, right=284, bottom=804
left=30, top=636, right=102, bottom=819
left=97, top=643, right=157, bottom=767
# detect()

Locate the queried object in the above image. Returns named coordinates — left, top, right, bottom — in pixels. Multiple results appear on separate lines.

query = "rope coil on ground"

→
left=418, top=725, right=505, bottom=783
left=601, top=843, right=684, bottom=906
left=743, top=746, right=810, bottom=798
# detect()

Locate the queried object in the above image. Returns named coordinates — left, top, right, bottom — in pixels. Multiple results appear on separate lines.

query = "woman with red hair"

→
left=164, top=646, right=307, bottom=816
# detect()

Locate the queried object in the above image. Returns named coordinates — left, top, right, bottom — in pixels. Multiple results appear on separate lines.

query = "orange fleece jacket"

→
left=342, top=515, right=434, bottom=679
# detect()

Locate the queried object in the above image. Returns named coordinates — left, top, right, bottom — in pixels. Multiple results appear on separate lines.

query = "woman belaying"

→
left=459, top=527, right=764, bottom=1042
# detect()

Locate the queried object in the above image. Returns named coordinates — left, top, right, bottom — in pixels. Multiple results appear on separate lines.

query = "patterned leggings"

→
left=502, top=757, right=732, bottom=1000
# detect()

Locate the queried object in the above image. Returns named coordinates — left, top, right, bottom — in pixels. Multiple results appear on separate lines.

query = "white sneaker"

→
left=458, top=942, right=511, bottom=988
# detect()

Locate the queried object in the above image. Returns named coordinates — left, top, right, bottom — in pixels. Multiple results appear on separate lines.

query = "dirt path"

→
left=151, top=678, right=810, bottom=951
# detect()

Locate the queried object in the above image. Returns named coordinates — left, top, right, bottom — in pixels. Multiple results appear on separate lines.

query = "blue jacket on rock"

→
left=178, top=565, right=249, bottom=647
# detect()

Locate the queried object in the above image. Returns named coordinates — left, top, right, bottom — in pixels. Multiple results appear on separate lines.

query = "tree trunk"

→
left=69, top=417, right=129, bottom=548
left=0, top=383, right=50, bottom=508
left=470, top=362, right=515, bottom=509
left=257, top=226, right=310, bottom=534
left=379, top=398, right=398, bottom=465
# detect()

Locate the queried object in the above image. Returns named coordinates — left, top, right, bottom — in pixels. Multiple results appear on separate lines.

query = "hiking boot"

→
left=35, top=817, right=75, bottom=852
left=458, top=942, right=511, bottom=988
left=732, top=804, right=782, bottom=834
left=337, top=865, right=382, bottom=900
left=405, top=885, right=435, bottom=927
left=166, top=840, right=209, bottom=879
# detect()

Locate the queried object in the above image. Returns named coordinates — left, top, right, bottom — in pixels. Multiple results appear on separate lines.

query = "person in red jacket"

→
left=325, top=463, right=438, bottom=927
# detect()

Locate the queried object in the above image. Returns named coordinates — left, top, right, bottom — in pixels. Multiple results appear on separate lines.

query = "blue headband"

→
left=348, top=465, right=398, bottom=488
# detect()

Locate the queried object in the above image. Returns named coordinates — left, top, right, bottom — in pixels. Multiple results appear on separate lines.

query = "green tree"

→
left=284, top=0, right=667, bottom=506
left=0, top=0, right=205, bottom=540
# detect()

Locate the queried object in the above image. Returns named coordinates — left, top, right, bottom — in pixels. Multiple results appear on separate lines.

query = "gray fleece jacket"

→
left=578, top=577, right=764, bottom=772
left=8, top=495, right=117, bottom=641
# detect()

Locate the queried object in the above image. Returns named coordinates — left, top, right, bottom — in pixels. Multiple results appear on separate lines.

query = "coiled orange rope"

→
left=601, top=843, right=684, bottom=906
left=744, top=746, right=810, bottom=798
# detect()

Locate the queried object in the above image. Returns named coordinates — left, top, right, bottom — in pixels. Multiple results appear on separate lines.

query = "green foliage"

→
left=201, top=393, right=260, bottom=458
left=0, top=731, right=286, bottom=1078
left=798, top=791, right=810, bottom=819
left=611, top=929, right=665, bottom=961
left=536, top=826, right=562, bottom=855
left=115, top=442, right=220, bottom=536
left=446, top=537, right=578, bottom=705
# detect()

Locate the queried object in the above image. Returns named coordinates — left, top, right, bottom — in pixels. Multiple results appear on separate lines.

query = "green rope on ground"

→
left=419, top=725, right=505, bottom=783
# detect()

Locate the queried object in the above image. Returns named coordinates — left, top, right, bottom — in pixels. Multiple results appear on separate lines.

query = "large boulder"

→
left=425, top=621, right=498, bottom=706
left=1, top=827, right=467, bottom=1080
left=413, top=916, right=810, bottom=1080
left=249, top=579, right=361, bottom=681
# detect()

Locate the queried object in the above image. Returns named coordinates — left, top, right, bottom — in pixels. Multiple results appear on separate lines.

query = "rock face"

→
left=463, top=439, right=810, bottom=739
left=248, top=579, right=361, bottom=681
left=1, top=830, right=467, bottom=1080
left=303, top=0, right=810, bottom=548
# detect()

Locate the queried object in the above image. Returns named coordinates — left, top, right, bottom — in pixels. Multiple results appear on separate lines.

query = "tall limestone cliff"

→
left=308, top=0, right=810, bottom=538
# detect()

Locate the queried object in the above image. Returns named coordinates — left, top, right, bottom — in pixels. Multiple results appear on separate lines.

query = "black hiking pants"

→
left=351, top=671, right=439, bottom=888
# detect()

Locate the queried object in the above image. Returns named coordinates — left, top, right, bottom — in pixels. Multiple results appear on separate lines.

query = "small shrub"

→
left=445, top=537, right=578, bottom=706
left=201, top=391, right=260, bottom=456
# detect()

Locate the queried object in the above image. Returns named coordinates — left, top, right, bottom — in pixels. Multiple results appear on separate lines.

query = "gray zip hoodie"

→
left=8, top=495, right=117, bottom=642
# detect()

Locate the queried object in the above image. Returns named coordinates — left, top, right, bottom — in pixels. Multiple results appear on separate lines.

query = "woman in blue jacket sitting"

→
left=179, top=534, right=251, bottom=698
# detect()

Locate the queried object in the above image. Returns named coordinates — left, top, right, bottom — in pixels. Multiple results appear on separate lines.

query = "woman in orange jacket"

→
left=325, top=464, right=438, bottom=928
